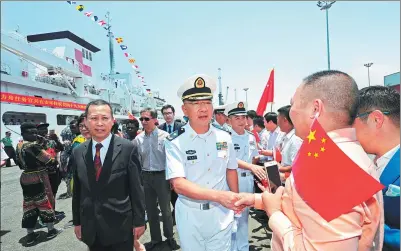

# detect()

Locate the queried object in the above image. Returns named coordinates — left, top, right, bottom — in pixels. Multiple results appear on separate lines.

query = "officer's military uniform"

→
left=165, top=74, right=238, bottom=251
left=225, top=101, right=258, bottom=251
left=213, top=105, right=231, bottom=131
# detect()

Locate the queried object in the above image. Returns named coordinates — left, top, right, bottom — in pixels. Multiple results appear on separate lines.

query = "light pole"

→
left=317, top=1, right=336, bottom=70
left=243, top=88, right=249, bottom=103
left=234, top=88, right=237, bottom=101
left=364, top=62, right=373, bottom=87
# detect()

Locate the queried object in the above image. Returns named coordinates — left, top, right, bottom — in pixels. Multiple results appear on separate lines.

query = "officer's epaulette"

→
left=212, top=123, right=231, bottom=135
left=167, top=127, right=185, bottom=141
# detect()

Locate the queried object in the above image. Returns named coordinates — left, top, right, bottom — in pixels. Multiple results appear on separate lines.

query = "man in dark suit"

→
left=353, top=86, right=400, bottom=251
left=72, top=99, right=146, bottom=251
left=158, top=104, right=184, bottom=134
left=158, top=104, right=184, bottom=222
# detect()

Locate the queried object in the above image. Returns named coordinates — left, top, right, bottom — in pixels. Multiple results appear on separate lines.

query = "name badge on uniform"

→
left=187, top=155, right=197, bottom=161
left=234, top=143, right=240, bottom=151
left=216, top=142, right=228, bottom=151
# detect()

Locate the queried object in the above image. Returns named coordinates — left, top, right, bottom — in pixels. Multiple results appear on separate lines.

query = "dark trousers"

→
left=48, top=169, right=61, bottom=209
left=89, top=234, right=133, bottom=251
left=142, top=171, right=174, bottom=242
left=4, top=146, right=16, bottom=167
left=171, top=190, right=178, bottom=215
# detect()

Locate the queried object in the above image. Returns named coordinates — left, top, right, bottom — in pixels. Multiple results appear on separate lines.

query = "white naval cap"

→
left=214, top=104, right=227, bottom=114
left=177, top=74, right=216, bottom=101
left=224, top=101, right=248, bottom=116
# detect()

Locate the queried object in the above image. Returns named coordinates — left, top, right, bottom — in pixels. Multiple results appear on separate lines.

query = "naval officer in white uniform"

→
left=213, top=104, right=231, bottom=130
left=225, top=101, right=260, bottom=251
left=165, top=74, right=241, bottom=251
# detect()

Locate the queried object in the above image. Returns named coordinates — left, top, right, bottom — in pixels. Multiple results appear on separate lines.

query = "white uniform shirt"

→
left=165, top=123, right=237, bottom=203
left=230, top=129, right=259, bottom=172
left=258, top=129, right=270, bottom=149
left=376, top=144, right=400, bottom=177
left=278, top=129, right=303, bottom=167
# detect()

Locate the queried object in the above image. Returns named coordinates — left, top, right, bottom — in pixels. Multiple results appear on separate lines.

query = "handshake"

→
left=218, top=186, right=285, bottom=217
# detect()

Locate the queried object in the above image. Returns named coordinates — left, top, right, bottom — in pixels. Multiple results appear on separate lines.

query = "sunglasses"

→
left=139, top=117, right=151, bottom=122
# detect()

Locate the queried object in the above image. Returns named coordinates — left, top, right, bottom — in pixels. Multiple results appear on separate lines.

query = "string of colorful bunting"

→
left=66, top=1, right=147, bottom=86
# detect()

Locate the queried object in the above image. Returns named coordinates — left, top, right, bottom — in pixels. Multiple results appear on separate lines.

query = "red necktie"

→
left=94, top=143, right=103, bottom=181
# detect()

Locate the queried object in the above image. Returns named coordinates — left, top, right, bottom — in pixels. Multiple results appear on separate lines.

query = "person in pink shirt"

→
left=236, top=70, right=384, bottom=251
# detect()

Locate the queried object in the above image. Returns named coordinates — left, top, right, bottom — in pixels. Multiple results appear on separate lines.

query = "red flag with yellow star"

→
left=292, top=119, right=384, bottom=222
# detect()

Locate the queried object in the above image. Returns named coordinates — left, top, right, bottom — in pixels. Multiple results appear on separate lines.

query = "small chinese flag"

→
left=292, top=119, right=384, bottom=222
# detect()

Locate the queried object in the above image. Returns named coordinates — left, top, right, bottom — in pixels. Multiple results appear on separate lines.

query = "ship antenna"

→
left=105, top=11, right=115, bottom=75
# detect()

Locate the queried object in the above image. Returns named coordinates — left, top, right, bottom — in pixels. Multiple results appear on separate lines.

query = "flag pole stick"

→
left=270, top=102, right=273, bottom=112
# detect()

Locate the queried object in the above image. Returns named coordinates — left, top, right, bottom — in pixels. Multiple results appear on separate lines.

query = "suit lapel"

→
left=380, top=148, right=400, bottom=189
left=83, top=140, right=97, bottom=191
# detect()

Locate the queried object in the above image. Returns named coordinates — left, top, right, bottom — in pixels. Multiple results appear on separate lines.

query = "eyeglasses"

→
left=356, top=110, right=391, bottom=118
left=139, top=117, right=151, bottom=122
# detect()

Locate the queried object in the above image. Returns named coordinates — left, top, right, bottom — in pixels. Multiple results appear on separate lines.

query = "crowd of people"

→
left=2, top=69, right=399, bottom=251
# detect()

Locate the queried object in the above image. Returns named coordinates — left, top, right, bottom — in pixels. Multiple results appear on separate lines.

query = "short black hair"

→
left=264, top=112, right=278, bottom=125
left=161, top=104, right=175, bottom=114
left=253, top=116, right=265, bottom=129
left=277, top=105, right=293, bottom=126
left=20, top=122, right=36, bottom=133
left=140, top=108, right=158, bottom=119
left=126, top=119, right=139, bottom=128
left=85, top=99, right=113, bottom=118
left=247, top=110, right=257, bottom=120
left=357, top=86, right=400, bottom=127
left=302, top=70, right=359, bottom=125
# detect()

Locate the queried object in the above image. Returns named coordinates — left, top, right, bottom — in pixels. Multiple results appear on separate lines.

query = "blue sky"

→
left=1, top=1, right=400, bottom=117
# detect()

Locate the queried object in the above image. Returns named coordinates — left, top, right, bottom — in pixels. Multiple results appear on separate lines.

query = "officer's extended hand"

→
left=251, top=165, right=267, bottom=181
left=262, top=186, right=285, bottom=217
left=234, top=193, right=255, bottom=208
left=218, top=191, right=243, bottom=212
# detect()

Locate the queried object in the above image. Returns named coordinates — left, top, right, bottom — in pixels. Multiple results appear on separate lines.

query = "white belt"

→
left=179, top=198, right=219, bottom=210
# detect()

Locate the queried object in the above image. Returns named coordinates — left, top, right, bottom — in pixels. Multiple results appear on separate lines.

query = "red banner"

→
left=0, top=92, right=86, bottom=111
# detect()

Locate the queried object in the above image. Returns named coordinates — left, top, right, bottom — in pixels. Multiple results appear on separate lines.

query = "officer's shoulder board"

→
left=167, top=127, right=185, bottom=141
left=212, top=123, right=231, bottom=135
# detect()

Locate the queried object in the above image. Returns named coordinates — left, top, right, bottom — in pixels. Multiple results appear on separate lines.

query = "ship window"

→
left=57, top=114, right=79, bottom=125
left=85, top=50, right=89, bottom=60
left=89, top=52, right=92, bottom=61
left=82, top=48, right=85, bottom=58
left=2, top=112, right=46, bottom=125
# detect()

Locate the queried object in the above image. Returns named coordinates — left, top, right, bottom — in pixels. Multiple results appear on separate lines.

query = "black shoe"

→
left=144, top=241, right=161, bottom=251
left=26, top=232, right=40, bottom=245
left=55, top=211, right=65, bottom=216
left=46, top=228, right=62, bottom=239
left=167, top=238, right=180, bottom=250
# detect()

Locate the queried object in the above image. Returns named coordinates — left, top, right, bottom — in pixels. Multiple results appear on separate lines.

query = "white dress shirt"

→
left=376, top=144, right=400, bottom=177
left=279, top=129, right=303, bottom=167
left=91, top=133, right=113, bottom=164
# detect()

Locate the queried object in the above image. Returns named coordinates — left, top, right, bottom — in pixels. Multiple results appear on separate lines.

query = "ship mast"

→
left=105, top=11, right=115, bottom=75
left=218, top=68, right=224, bottom=105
